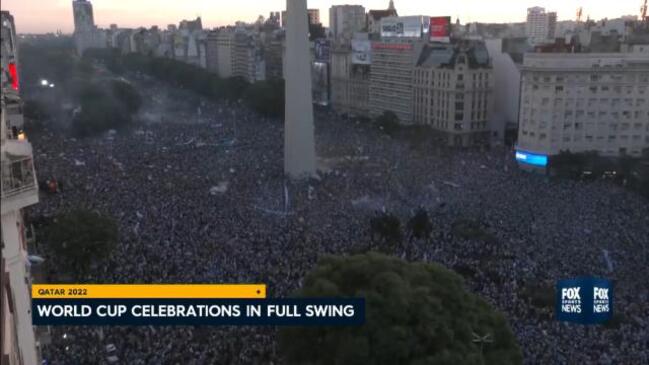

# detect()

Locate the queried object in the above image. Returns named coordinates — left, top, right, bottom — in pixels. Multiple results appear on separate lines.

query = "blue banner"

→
left=555, top=277, right=613, bottom=324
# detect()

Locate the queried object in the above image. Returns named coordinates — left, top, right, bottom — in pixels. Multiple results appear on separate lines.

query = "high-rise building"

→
left=517, top=53, right=649, bottom=169
left=206, top=30, right=220, bottom=73
left=72, top=0, right=94, bottom=32
left=329, top=5, right=366, bottom=40
left=367, top=0, right=399, bottom=36
left=268, top=12, right=281, bottom=28
left=72, top=0, right=105, bottom=55
left=1, top=11, right=41, bottom=365
left=369, top=41, right=422, bottom=124
left=308, top=9, right=320, bottom=25
left=330, top=39, right=371, bottom=117
left=525, top=7, right=557, bottom=44
left=413, top=41, right=494, bottom=146
left=207, top=28, right=266, bottom=82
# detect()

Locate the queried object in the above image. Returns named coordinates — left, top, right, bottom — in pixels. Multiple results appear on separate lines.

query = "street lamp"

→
left=40, top=79, right=49, bottom=86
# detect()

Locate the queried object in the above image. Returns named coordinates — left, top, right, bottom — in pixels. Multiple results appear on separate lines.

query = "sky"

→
left=1, top=0, right=639, bottom=34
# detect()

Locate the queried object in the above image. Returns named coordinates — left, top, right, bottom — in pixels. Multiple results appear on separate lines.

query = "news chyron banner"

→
left=32, top=285, right=365, bottom=326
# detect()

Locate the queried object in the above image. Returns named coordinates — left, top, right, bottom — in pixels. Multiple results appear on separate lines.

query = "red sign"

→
left=429, top=16, right=451, bottom=40
left=8, top=62, right=19, bottom=91
left=371, top=43, right=413, bottom=51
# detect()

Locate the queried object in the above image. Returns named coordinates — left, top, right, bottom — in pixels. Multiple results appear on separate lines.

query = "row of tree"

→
left=71, top=79, right=143, bottom=137
left=83, top=48, right=285, bottom=118
left=550, top=150, right=649, bottom=198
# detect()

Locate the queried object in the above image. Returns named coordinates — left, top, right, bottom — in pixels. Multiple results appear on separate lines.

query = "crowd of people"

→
left=29, top=77, right=648, bottom=364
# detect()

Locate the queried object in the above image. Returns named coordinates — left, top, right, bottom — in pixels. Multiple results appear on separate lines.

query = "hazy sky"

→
left=1, top=0, right=637, bottom=34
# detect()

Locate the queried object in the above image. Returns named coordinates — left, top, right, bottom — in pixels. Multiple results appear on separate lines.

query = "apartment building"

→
left=413, top=41, right=494, bottom=146
left=369, top=41, right=421, bottom=123
left=526, top=7, right=557, bottom=44
left=330, top=40, right=371, bottom=116
left=1, top=11, right=41, bottom=365
left=517, top=53, right=649, bottom=163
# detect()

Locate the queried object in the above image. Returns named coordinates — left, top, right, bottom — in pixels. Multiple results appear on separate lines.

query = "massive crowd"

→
left=30, top=78, right=648, bottom=364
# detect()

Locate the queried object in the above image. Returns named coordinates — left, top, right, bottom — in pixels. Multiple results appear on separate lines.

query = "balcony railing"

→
left=1, top=156, right=37, bottom=199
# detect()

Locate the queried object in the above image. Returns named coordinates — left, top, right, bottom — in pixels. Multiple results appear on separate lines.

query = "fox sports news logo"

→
left=556, top=277, right=612, bottom=324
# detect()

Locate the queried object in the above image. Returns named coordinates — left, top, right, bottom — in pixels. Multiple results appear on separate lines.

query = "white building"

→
left=413, top=41, right=494, bottom=146
left=526, top=7, right=557, bottom=44
left=1, top=11, right=41, bottom=365
left=517, top=53, right=649, bottom=163
left=329, top=5, right=366, bottom=41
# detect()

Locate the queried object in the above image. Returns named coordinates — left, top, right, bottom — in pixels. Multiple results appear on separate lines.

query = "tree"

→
left=43, top=209, right=118, bottom=277
left=111, top=79, right=143, bottom=113
left=244, top=78, right=285, bottom=117
left=407, top=208, right=433, bottom=241
left=22, top=99, right=49, bottom=133
left=369, top=212, right=403, bottom=252
left=309, top=23, right=326, bottom=41
left=375, top=111, right=400, bottom=135
left=451, top=218, right=497, bottom=244
left=280, top=253, right=523, bottom=365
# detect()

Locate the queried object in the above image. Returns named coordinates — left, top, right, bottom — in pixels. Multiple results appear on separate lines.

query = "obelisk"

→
left=284, top=0, right=316, bottom=178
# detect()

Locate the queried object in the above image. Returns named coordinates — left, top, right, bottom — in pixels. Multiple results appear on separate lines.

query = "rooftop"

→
left=416, top=40, right=491, bottom=69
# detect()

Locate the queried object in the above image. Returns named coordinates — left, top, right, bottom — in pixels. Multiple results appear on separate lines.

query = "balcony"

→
left=1, top=155, right=38, bottom=214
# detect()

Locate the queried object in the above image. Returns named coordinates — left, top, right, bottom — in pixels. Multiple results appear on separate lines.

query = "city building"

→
left=263, top=30, right=286, bottom=79
left=367, top=0, right=398, bottom=37
left=214, top=30, right=236, bottom=78
left=329, top=5, right=366, bottom=40
left=211, top=29, right=265, bottom=83
left=517, top=53, right=649, bottom=170
left=525, top=7, right=557, bottom=44
left=369, top=41, right=422, bottom=124
left=413, top=41, right=494, bottom=146
left=268, top=12, right=281, bottom=28
left=174, top=17, right=207, bottom=68
left=330, top=37, right=371, bottom=117
left=308, top=9, right=320, bottom=25
left=72, top=0, right=106, bottom=55
left=206, top=30, right=220, bottom=73
left=1, top=11, right=41, bottom=365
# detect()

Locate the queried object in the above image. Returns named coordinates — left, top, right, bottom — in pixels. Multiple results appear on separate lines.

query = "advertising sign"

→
left=351, top=40, right=372, bottom=65
left=515, top=150, right=548, bottom=167
left=429, top=16, right=452, bottom=43
left=314, top=39, right=330, bottom=63
left=380, top=16, right=426, bottom=38
left=555, top=277, right=613, bottom=324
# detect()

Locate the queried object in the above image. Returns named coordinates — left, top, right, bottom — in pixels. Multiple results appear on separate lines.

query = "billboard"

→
left=515, top=150, right=548, bottom=167
left=314, top=39, right=330, bottom=63
left=380, top=16, right=427, bottom=38
left=429, top=16, right=452, bottom=43
left=351, top=40, right=371, bottom=65
left=312, top=62, right=329, bottom=106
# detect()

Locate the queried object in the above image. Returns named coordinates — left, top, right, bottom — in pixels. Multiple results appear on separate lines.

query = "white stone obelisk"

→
left=284, top=0, right=316, bottom=178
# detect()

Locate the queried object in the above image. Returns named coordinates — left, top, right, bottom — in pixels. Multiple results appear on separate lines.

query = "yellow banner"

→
left=32, top=284, right=266, bottom=299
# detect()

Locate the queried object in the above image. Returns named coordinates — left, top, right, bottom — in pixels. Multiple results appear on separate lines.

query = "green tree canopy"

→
left=280, top=253, right=522, bottom=365
left=375, top=110, right=400, bottom=135
left=111, top=79, right=143, bottom=113
left=43, top=209, right=118, bottom=277
left=244, top=78, right=285, bottom=117
left=370, top=212, right=403, bottom=252
left=408, top=208, right=433, bottom=241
